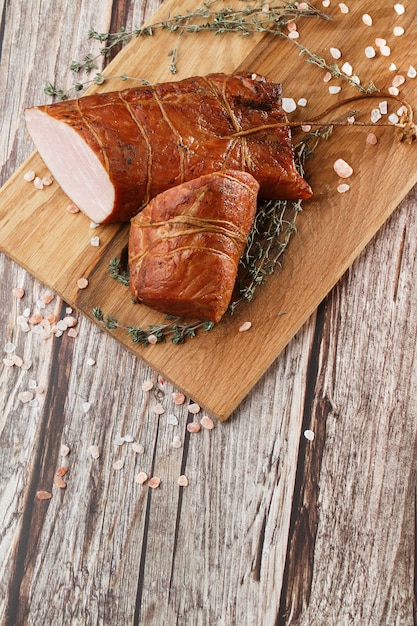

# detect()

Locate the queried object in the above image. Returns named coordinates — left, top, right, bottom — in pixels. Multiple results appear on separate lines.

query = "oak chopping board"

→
left=1, top=0, right=416, bottom=420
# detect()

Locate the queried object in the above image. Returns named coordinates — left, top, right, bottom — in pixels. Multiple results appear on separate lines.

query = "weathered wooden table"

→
left=1, top=1, right=416, bottom=625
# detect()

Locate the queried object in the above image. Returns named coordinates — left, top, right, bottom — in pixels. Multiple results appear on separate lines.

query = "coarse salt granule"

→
left=33, top=177, right=44, bottom=190
left=333, top=158, right=353, bottom=178
left=123, top=434, right=134, bottom=443
left=36, top=490, right=52, bottom=500
left=288, top=30, right=299, bottom=40
left=141, top=380, right=154, bottom=391
left=154, top=402, right=165, bottom=415
left=90, top=236, right=100, bottom=247
left=322, top=0, right=330, bottom=7
left=379, top=101, right=388, bottom=114
left=365, top=46, right=376, bottom=59
left=367, top=133, right=378, bottom=145
left=188, top=403, right=200, bottom=414
left=388, top=86, right=399, bottom=96
left=42, top=176, right=53, bottom=186
left=177, top=475, right=189, bottom=487
left=337, top=183, right=350, bottom=193
left=172, top=392, right=186, bottom=405
left=135, top=472, right=148, bottom=485
left=89, top=444, right=100, bottom=459
left=132, top=442, right=145, bottom=454
left=329, top=86, right=342, bottom=95
left=54, top=475, right=66, bottom=489
left=4, top=342, right=16, bottom=354
left=330, top=47, right=342, bottom=59
left=86, top=357, right=96, bottom=366
left=147, top=334, right=158, bottom=344
left=407, top=66, right=417, bottom=79
left=23, top=170, right=36, bottom=182
left=60, top=444, right=70, bottom=456
left=380, top=45, right=391, bottom=57
left=66, top=203, right=80, bottom=214
left=393, top=26, right=405, bottom=37
left=77, top=278, right=89, bottom=289
left=341, top=62, right=353, bottom=76
left=375, top=37, right=386, bottom=48
left=167, top=413, right=179, bottom=426
left=304, top=429, right=315, bottom=441
left=82, top=401, right=91, bottom=413
left=301, top=124, right=312, bottom=132
left=362, top=14, right=372, bottom=26
left=389, top=63, right=397, bottom=71
left=201, top=416, right=215, bottom=430
left=172, top=435, right=182, bottom=449
left=187, top=422, right=201, bottom=433
left=239, top=321, right=252, bottom=332
left=297, top=97, right=307, bottom=107
left=339, top=3, right=349, bottom=14
left=323, top=71, right=332, bottom=83
left=282, top=98, right=297, bottom=113
left=392, top=75, right=405, bottom=87
left=388, top=113, right=399, bottom=124
left=371, top=108, right=382, bottom=123
left=18, top=391, right=34, bottom=403
left=12, top=287, right=25, bottom=299
left=394, top=3, right=405, bottom=15
left=113, top=460, right=124, bottom=471
left=90, top=221, right=99, bottom=229
left=149, top=476, right=161, bottom=489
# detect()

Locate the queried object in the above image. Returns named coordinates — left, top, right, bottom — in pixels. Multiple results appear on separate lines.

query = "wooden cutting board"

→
left=1, top=1, right=416, bottom=420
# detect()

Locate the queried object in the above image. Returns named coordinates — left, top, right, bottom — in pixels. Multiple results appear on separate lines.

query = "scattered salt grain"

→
left=66, top=203, right=80, bottom=214
left=123, top=434, right=135, bottom=443
left=135, top=472, right=148, bottom=485
left=297, top=98, right=307, bottom=107
left=282, top=98, right=297, bottom=113
left=77, top=278, right=89, bottom=289
left=389, top=63, right=397, bottom=71
left=90, top=236, right=100, bottom=247
left=301, top=124, right=312, bottom=132
left=330, top=47, right=342, bottom=60
left=393, top=26, right=404, bottom=37
left=339, top=3, right=349, bottom=14
left=4, top=342, right=16, bottom=354
left=90, top=221, right=99, bottom=229
left=82, top=401, right=91, bottom=413
left=371, top=108, right=382, bottom=123
left=187, top=422, right=201, bottom=433
left=54, top=475, right=66, bottom=489
left=188, top=403, right=200, bottom=414
left=141, top=380, right=154, bottom=391
left=172, top=392, right=185, bottom=405
left=337, top=183, right=350, bottom=193
left=323, top=71, right=332, bottom=83
left=407, top=66, right=417, bottom=79
left=172, top=436, right=182, bottom=449
left=362, top=14, right=372, bottom=26
left=239, top=321, right=252, bottom=332
left=23, top=170, right=36, bottom=182
left=67, top=328, right=78, bottom=338
left=12, top=355, right=23, bottom=367
left=12, top=287, right=25, bottom=299
left=379, top=101, right=388, bottom=115
left=380, top=45, right=391, bottom=57
left=322, top=0, right=330, bottom=6
left=149, top=476, right=161, bottom=489
left=113, top=460, right=124, bottom=471
left=288, top=30, right=299, bottom=40
left=86, top=357, right=96, bottom=366
left=201, top=416, right=215, bottom=430
left=3, top=357, right=14, bottom=367
left=394, top=3, right=405, bottom=15
left=56, top=466, right=68, bottom=477
left=42, top=176, right=53, bottom=186
left=304, top=429, right=315, bottom=441
left=329, top=86, right=342, bottom=95
left=388, top=86, right=399, bottom=96
left=341, top=62, right=353, bottom=76
left=114, top=435, right=125, bottom=446
left=89, top=444, right=100, bottom=459
left=177, top=475, right=189, bottom=487
left=154, top=402, right=165, bottom=415
left=375, top=38, right=386, bottom=48
left=60, top=444, right=70, bottom=456
left=132, top=442, right=145, bottom=454
left=167, top=413, right=179, bottom=426
left=367, top=133, right=378, bottom=145
left=388, top=113, right=399, bottom=124
left=33, top=177, right=44, bottom=190
left=365, top=46, right=376, bottom=59
left=36, top=490, right=52, bottom=500
left=147, top=334, right=158, bottom=344
left=333, top=158, right=353, bottom=178
left=392, top=75, right=405, bottom=88
left=18, top=391, right=34, bottom=403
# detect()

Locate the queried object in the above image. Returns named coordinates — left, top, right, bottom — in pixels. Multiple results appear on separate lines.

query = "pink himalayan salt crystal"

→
left=367, top=133, right=378, bottom=145
left=333, top=158, right=353, bottom=178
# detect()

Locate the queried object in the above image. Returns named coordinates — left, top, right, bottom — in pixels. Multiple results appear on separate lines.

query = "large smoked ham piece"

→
left=129, top=170, right=259, bottom=323
left=25, top=73, right=312, bottom=224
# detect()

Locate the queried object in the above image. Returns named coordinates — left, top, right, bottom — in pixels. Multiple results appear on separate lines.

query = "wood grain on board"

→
left=0, top=0, right=416, bottom=420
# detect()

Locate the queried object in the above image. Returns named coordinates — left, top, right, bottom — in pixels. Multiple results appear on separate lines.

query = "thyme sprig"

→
left=92, top=305, right=214, bottom=345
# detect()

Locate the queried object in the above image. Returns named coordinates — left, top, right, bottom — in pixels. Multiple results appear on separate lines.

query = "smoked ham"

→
left=25, top=73, right=312, bottom=224
left=129, top=170, right=259, bottom=323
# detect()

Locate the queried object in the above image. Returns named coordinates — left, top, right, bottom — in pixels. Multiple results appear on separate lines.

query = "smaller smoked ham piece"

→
left=25, top=73, right=312, bottom=224
left=129, top=170, right=259, bottom=323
